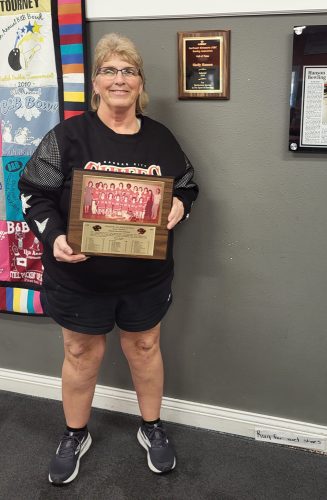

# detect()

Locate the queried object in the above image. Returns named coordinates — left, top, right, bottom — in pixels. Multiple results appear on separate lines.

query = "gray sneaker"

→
left=48, top=429, right=92, bottom=485
left=137, top=421, right=176, bottom=473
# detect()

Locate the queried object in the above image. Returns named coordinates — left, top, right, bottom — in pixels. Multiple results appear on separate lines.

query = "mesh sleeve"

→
left=174, top=154, right=197, bottom=190
left=22, top=129, right=64, bottom=189
left=18, top=129, right=66, bottom=247
left=173, top=153, right=199, bottom=221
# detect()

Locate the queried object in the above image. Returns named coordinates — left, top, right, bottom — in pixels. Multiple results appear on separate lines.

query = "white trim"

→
left=87, top=11, right=327, bottom=21
left=0, top=368, right=326, bottom=452
left=85, top=1, right=327, bottom=20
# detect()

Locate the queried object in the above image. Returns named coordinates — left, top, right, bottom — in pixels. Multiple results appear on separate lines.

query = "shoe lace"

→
left=146, top=425, right=168, bottom=448
left=57, top=433, right=82, bottom=458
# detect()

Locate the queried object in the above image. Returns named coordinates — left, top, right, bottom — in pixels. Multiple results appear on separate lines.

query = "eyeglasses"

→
left=96, top=66, right=140, bottom=78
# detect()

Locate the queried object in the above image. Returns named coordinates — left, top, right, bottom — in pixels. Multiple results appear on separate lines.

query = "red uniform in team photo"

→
left=82, top=176, right=163, bottom=224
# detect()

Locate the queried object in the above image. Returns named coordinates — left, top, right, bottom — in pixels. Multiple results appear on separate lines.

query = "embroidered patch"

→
left=34, top=217, right=48, bottom=233
left=20, top=193, right=32, bottom=214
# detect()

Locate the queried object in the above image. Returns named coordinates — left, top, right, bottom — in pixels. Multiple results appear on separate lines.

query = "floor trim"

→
left=0, top=367, right=326, bottom=452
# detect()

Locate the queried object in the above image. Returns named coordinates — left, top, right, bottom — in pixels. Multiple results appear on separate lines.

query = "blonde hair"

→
left=91, top=33, right=149, bottom=114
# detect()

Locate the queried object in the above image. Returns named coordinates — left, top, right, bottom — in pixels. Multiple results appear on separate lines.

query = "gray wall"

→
left=1, top=13, right=327, bottom=426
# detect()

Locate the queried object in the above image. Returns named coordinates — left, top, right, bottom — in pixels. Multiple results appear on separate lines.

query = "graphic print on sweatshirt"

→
left=83, top=161, right=162, bottom=177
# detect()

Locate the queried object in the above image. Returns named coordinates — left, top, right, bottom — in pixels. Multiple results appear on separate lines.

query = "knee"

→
left=64, top=340, right=87, bottom=359
left=136, top=337, right=159, bottom=354
left=122, top=334, right=160, bottom=361
left=64, top=337, right=105, bottom=368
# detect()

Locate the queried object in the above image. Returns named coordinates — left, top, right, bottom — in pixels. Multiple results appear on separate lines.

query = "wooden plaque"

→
left=178, top=30, right=230, bottom=99
left=67, top=170, right=174, bottom=260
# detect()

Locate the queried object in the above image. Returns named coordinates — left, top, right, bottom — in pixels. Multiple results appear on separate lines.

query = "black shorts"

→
left=41, top=272, right=173, bottom=335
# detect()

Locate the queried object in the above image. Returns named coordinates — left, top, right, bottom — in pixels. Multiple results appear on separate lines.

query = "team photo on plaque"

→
left=67, top=170, right=174, bottom=260
left=81, top=175, right=164, bottom=225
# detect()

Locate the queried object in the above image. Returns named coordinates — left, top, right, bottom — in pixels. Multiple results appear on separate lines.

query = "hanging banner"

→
left=0, top=0, right=87, bottom=314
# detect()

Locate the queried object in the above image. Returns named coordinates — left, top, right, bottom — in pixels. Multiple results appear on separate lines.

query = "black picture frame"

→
left=289, top=25, right=327, bottom=152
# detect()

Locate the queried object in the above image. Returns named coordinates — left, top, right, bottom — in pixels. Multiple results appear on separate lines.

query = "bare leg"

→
left=120, top=323, right=163, bottom=421
left=62, top=328, right=106, bottom=427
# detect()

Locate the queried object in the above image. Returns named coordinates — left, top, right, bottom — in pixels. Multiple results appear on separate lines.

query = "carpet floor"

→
left=0, top=390, right=326, bottom=500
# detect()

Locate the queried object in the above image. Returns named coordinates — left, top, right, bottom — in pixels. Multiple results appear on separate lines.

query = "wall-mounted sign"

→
left=178, top=30, right=230, bottom=100
left=289, top=25, right=327, bottom=152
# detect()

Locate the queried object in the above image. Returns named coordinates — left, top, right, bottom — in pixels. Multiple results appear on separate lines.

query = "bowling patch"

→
left=0, top=85, right=60, bottom=155
left=2, top=155, right=29, bottom=221
left=0, top=219, right=43, bottom=285
left=0, top=12, right=57, bottom=86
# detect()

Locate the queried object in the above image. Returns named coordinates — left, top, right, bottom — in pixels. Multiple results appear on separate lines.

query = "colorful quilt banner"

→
left=0, top=0, right=87, bottom=314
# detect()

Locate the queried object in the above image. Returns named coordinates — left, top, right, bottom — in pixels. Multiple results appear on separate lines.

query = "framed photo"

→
left=67, top=170, right=174, bottom=260
left=289, top=25, right=327, bottom=152
left=178, top=30, right=230, bottom=100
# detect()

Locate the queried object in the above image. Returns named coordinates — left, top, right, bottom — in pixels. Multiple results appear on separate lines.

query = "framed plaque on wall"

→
left=289, top=25, right=327, bottom=152
left=178, top=30, right=231, bottom=100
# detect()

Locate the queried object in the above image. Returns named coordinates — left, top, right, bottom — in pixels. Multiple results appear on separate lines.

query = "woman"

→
left=133, top=185, right=139, bottom=200
left=152, top=187, right=162, bottom=221
left=18, top=33, right=198, bottom=485
left=84, top=180, right=93, bottom=215
left=91, top=182, right=100, bottom=214
left=144, top=188, right=154, bottom=221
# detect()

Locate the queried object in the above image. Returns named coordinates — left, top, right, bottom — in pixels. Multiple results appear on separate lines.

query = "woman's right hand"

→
left=53, top=235, right=89, bottom=263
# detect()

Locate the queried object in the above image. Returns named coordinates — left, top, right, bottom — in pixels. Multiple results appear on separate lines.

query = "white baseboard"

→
left=0, top=367, right=326, bottom=452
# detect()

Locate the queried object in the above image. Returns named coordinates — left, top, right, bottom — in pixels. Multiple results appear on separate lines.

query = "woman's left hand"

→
left=167, top=197, right=184, bottom=229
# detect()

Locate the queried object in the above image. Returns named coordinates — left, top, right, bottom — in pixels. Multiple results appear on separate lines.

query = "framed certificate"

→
left=178, top=30, right=231, bottom=100
left=289, top=25, right=327, bottom=152
left=67, top=170, right=174, bottom=260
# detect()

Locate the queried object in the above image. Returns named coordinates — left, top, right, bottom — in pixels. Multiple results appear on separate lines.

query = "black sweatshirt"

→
left=18, top=111, right=198, bottom=294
